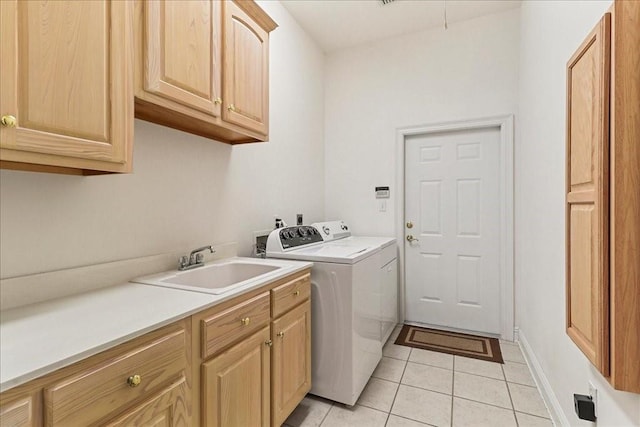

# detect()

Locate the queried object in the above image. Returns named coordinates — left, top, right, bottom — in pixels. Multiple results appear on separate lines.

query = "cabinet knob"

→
left=265, top=340, right=273, bottom=347
left=277, top=331, right=285, bottom=338
left=214, top=97, right=222, bottom=105
left=241, top=317, right=250, bottom=326
left=127, top=374, right=142, bottom=388
left=1, top=115, right=16, bottom=128
left=293, top=290, right=300, bottom=296
left=227, top=104, right=236, bottom=112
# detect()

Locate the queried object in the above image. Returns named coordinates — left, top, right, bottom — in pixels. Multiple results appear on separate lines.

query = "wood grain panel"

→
left=609, top=0, right=640, bottom=393
left=0, top=0, right=133, bottom=173
left=566, top=13, right=610, bottom=375
left=271, top=300, right=311, bottom=427
left=222, top=1, right=269, bottom=135
left=44, top=329, right=186, bottom=426
left=20, top=1, right=109, bottom=141
left=202, top=327, right=270, bottom=427
left=201, top=291, right=270, bottom=359
left=144, top=0, right=222, bottom=116
left=103, top=376, right=189, bottom=426
left=0, top=396, right=35, bottom=427
left=271, top=273, right=310, bottom=318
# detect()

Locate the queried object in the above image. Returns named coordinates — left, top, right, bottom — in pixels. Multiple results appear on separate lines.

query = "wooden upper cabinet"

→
left=566, top=0, right=640, bottom=393
left=140, top=0, right=222, bottom=117
left=135, top=0, right=277, bottom=144
left=222, top=1, right=271, bottom=135
left=0, top=0, right=133, bottom=175
left=566, top=12, right=611, bottom=375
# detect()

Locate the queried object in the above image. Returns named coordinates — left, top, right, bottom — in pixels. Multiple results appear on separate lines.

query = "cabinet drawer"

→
left=202, top=291, right=271, bottom=359
left=271, top=273, right=310, bottom=318
left=44, top=328, right=186, bottom=426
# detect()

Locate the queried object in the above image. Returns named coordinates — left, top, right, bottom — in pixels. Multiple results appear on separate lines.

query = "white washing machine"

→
left=311, top=221, right=398, bottom=343
left=266, top=225, right=382, bottom=406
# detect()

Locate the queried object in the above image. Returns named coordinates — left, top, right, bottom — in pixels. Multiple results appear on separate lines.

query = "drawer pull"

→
left=293, top=290, right=300, bottom=296
left=1, top=115, right=16, bottom=128
left=277, top=331, right=285, bottom=338
left=127, top=374, right=142, bottom=388
left=241, top=317, right=251, bottom=326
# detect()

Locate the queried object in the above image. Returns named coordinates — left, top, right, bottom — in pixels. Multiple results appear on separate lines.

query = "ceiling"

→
left=280, top=0, right=521, bottom=53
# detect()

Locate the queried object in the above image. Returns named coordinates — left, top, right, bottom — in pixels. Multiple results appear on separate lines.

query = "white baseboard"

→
left=518, top=329, right=570, bottom=427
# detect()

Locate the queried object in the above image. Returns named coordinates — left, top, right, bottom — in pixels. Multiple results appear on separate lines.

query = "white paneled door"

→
left=404, top=127, right=501, bottom=334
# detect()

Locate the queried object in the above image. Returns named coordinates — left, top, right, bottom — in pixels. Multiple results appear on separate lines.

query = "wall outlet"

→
left=588, top=381, right=598, bottom=417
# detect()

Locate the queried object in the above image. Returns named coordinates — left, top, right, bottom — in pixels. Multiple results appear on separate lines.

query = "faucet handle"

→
left=179, top=255, right=189, bottom=269
left=196, top=253, right=205, bottom=264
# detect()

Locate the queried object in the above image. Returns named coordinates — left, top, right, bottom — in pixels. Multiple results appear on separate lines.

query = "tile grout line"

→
left=317, top=401, right=334, bottom=427
left=450, top=356, right=455, bottom=427
left=503, top=363, right=520, bottom=427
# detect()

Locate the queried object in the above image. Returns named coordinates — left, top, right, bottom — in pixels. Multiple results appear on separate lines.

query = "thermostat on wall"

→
left=375, top=186, right=390, bottom=199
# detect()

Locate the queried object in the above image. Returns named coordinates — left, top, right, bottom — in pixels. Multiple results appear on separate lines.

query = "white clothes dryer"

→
left=311, top=221, right=398, bottom=343
left=266, top=225, right=382, bottom=406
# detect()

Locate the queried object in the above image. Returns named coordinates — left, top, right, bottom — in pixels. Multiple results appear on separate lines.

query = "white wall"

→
left=324, top=8, right=520, bottom=236
left=0, top=1, right=325, bottom=279
left=516, top=1, right=640, bottom=425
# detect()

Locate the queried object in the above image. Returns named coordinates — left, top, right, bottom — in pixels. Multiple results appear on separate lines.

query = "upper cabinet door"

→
left=565, top=13, right=611, bottom=375
left=222, top=1, right=272, bottom=136
left=142, top=0, right=222, bottom=117
left=0, top=0, right=133, bottom=173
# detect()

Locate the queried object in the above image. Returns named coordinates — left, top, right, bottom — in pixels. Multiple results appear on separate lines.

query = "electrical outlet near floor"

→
left=588, top=381, right=598, bottom=417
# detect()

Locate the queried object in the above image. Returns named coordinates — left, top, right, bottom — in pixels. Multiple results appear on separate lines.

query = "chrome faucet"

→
left=179, top=245, right=215, bottom=271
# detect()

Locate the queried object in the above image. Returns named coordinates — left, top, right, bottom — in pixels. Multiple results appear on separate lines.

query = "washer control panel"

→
left=279, top=226, right=323, bottom=249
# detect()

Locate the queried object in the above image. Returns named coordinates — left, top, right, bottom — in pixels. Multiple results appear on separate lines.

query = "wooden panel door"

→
left=202, top=326, right=270, bottom=427
left=566, top=13, right=611, bottom=374
left=0, top=0, right=133, bottom=173
left=222, top=1, right=270, bottom=135
left=104, top=377, right=189, bottom=426
left=271, top=301, right=311, bottom=427
left=142, top=0, right=222, bottom=117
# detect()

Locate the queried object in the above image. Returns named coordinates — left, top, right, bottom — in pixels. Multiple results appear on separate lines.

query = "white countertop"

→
left=0, top=257, right=312, bottom=392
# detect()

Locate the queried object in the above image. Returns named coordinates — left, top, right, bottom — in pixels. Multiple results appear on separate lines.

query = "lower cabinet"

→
left=271, top=301, right=311, bottom=427
left=0, top=269, right=312, bottom=427
left=202, top=326, right=271, bottom=427
left=0, top=394, right=38, bottom=427
left=104, top=376, right=190, bottom=426
left=198, top=270, right=312, bottom=427
left=0, top=320, right=191, bottom=427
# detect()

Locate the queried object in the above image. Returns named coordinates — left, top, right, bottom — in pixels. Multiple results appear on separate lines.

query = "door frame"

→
left=395, top=115, right=515, bottom=340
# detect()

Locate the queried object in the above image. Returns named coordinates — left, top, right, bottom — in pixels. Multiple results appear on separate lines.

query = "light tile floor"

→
left=284, top=326, right=553, bottom=427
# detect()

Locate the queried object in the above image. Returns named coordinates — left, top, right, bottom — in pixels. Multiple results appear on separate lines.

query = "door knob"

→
left=406, top=221, right=413, bottom=229
left=406, top=235, right=419, bottom=243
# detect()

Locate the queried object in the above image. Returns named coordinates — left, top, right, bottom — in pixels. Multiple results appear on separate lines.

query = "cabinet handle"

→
left=293, top=290, right=300, bottom=296
left=227, top=104, right=236, bottom=112
left=265, top=340, right=273, bottom=347
left=127, top=374, right=142, bottom=388
left=241, top=317, right=250, bottom=326
left=1, top=115, right=16, bottom=128
left=214, top=97, right=222, bottom=105
left=277, top=331, right=285, bottom=338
